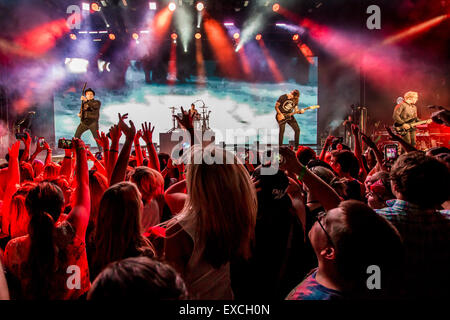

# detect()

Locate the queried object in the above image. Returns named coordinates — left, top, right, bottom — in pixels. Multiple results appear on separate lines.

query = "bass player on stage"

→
left=392, top=91, right=420, bottom=148
left=275, top=89, right=304, bottom=148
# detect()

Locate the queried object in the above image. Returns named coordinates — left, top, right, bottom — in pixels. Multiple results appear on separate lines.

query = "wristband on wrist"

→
left=297, top=165, right=307, bottom=181
left=109, top=149, right=118, bottom=153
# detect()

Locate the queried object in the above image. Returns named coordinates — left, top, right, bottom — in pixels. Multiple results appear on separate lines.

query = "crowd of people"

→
left=0, top=110, right=449, bottom=300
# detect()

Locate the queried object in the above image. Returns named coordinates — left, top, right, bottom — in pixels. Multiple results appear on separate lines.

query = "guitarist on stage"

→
left=393, top=91, right=420, bottom=147
left=75, top=87, right=102, bottom=150
left=275, top=89, right=303, bottom=148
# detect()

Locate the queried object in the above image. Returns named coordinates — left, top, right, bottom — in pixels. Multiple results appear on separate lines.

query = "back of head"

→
left=296, top=146, right=317, bottom=166
left=93, top=182, right=154, bottom=278
left=25, top=181, right=65, bottom=299
left=331, top=150, right=360, bottom=179
left=390, top=151, right=450, bottom=209
left=87, top=256, right=188, bottom=300
left=130, top=166, right=164, bottom=202
left=332, top=200, right=403, bottom=297
left=43, top=162, right=61, bottom=181
left=20, top=162, right=34, bottom=183
left=310, top=166, right=336, bottom=185
left=182, top=146, right=257, bottom=268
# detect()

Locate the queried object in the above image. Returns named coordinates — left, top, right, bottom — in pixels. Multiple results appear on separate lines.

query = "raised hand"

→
left=96, top=130, right=109, bottom=150
left=109, top=124, right=122, bottom=143
left=279, top=146, right=302, bottom=173
left=360, top=132, right=376, bottom=149
left=8, top=141, right=21, bottom=160
left=43, top=141, right=51, bottom=151
left=118, top=113, right=136, bottom=140
left=72, top=137, right=86, bottom=152
left=141, top=122, right=155, bottom=145
left=19, top=132, right=31, bottom=146
left=351, top=123, right=360, bottom=135
left=324, top=135, right=335, bottom=147
left=174, top=107, right=194, bottom=131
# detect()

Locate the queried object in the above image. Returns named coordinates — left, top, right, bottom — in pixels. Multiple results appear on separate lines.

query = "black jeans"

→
left=74, top=121, right=101, bottom=149
left=278, top=117, right=300, bottom=147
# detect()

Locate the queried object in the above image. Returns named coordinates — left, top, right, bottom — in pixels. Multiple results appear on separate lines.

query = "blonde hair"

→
left=175, top=145, right=257, bottom=268
left=404, top=91, right=418, bottom=100
left=130, top=166, right=164, bottom=202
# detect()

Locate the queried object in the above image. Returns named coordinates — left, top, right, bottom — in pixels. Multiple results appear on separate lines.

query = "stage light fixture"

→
left=292, top=34, right=299, bottom=41
left=70, top=33, right=77, bottom=40
left=272, top=3, right=280, bottom=12
left=168, top=2, right=176, bottom=11
left=91, top=2, right=101, bottom=11
left=149, top=2, right=157, bottom=10
left=233, top=32, right=240, bottom=39
left=224, top=22, right=234, bottom=26
left=65, top=58, right=89, bottom=74
left=109, top=33, right=116, bottom=40
left=195, top=32, right=202, bottom=39
left=196, top=2, right=204, bottom=12
left=255, top=34, right=262, bottom=41
left=171, top=33, right=178, bottom=40
left=132, top=32, right=139, bottom=40
left=82, top=3, right=90, bottom=10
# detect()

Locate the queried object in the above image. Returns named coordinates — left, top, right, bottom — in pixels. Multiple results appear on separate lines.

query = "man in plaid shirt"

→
left=376, top=152, right=450, bottom=298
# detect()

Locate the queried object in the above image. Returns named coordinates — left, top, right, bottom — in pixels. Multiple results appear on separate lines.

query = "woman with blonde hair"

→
left=163, top=146, right=257, bottom=299
left=90, top=181, right=155, bottom=280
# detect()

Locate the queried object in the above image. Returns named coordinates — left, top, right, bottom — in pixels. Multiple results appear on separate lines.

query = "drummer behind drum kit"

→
left=167, top=100, right=211, bottom=133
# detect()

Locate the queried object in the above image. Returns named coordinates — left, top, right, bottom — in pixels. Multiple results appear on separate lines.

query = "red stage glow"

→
left=203, top=16, right=241, bottom=78
left=15, top=18, right=70, bottom=56
left=109, top=33, right=116, bottom=40
left=272, top=3, right=280, bottom=12
left=171, top=33, right=178, bottom=40
left=258, top=39, right=284, bottom=83
left=382, top=14, right=449, bottom=45
left=297, top=43, right=314, bottom=64
left=132, top=32, right=139, bottom=40
left=292, top=34, right=299, bottom=41
left=233, top=32, right=240, bottom=39
left=195, top=36, right=206, bottom=86
left=91, top=2, right=100, bottom=12
left=168, top=41, right=177, bottom=85
left=195, top=32, right=202, bottom=39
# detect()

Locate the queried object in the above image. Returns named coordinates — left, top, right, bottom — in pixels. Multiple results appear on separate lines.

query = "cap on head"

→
left=85, top=88, right=95, bottom=96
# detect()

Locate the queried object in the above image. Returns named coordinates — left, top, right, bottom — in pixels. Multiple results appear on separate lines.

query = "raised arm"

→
left=19, top=132, right=31, bottom=162
left=280, top=146, right=341, bottom=211
left=59, top=148, right=73, bottom=180
left=351, top=124, right=367, bottom=181
left=385, top=125, right=417, bottom=153
left=0, top=259, right=10, bottom=300
left=43, top=141, right=52, bottom=166
left=95, top=130, right=110, bottom=170
left=319, top=135, right=334, bottom=162
left=360, top=132, right=387, bottom=172
left=2, top=142, right=21, bottom=234
left=27, top=139, right=45, bottom=164
left=109, top=113, right=136, bottom=186
left=106, top=124, right=122, bottom=184
left=141, top=122, right=160, bottom=172
left=133, top=129, right=144, bottom=167
left=66, top=138, right=90, bottom=238
left=86, top=149, right=107, bottom=177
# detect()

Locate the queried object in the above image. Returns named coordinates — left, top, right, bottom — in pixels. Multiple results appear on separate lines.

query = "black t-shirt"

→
left=277, top=94, right=297, bottom=114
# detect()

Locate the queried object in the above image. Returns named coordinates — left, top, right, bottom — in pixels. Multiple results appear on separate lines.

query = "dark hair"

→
left=331, top=150, right=360, bottom=179
left=296, top=146, right=317, bottom=166
left=390, top=152, right=450, bottom=208
left=331, top=200, right=404, bottom=297
left=25, top=181, right=65, bottom=299
left=20, top=162, right=34, bottom=183
left=85, top=88, right=95, bottom=96
left=307, top=159, right=334, bottom=172
left=87, top=256, right=188, bottom=300
left=426, top=146, right=450, bottom=157
left=292, top=89, right=300, bottom=97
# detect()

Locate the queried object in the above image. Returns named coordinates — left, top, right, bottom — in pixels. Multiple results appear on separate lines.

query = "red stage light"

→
left=171, top=33, right=178, bottom=40
left=168, top=2, right=176, bottom=11
left=109, top=33, right=116, bottom=40
left=70, top=33, right=77, bottom=40
left=292, top=34, right=299, bottom=41
left=255, top=34, right=262, bottom=41
left=233, top=32, right=240, bottom=39
left=195, top=32, right=202, bottom=39
left=132, top=33, right=139, bottom=40
left=272, top=3, right=280, bottom=12
left=91, top=2, right=100, bottom=12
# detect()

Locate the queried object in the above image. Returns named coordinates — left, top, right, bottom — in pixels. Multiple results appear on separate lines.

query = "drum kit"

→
left=168, top=100, right=211, bottom=133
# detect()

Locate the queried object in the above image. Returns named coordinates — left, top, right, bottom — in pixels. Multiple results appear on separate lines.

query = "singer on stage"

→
left=75, top=88, right=102, bottom=150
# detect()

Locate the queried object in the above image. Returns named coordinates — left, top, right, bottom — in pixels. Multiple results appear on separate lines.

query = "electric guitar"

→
left=393, top=119, right=432, bottom=135
left=276, top=105, right=320, bottom=125
left=78, top=82, right=87, bottom=119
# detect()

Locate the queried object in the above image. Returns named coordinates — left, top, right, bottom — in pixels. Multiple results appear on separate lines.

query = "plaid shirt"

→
left=376, top=199, right=450, bottom=297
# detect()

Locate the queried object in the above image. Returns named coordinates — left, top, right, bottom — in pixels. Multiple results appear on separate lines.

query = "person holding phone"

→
left=75, top=88, right=102, bottom=150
